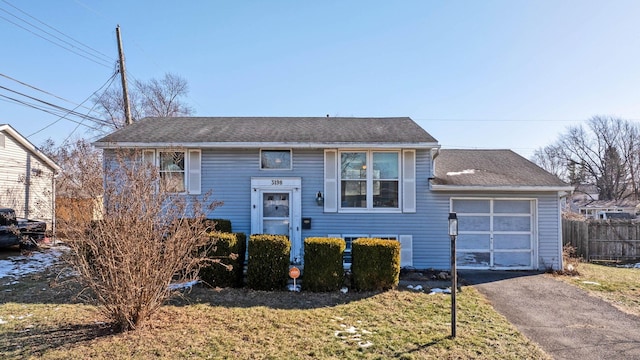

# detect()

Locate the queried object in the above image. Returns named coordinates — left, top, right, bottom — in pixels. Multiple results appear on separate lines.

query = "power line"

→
left=0, top=85, right=108, bottom=124
left=1, top=0, right=113, bottom=62
left=27, top=72, right=119, bottom=138
left=0, top=72, right=103, bottom=115
left=0, top=8, right=113, bottom=68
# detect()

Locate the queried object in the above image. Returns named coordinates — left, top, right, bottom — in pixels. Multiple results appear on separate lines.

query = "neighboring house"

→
left=573, top=199, right=638, bottom=219
left=94, top=117, right=572, bottom=271
left=0, top=124, right=60, bottom=229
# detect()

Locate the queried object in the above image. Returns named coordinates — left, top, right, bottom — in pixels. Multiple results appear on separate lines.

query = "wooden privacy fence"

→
left=563, top=219, right=640, bottom=262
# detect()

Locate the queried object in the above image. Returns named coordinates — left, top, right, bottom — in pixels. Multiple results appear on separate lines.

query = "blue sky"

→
left=2, top=0, right=639, bottom=158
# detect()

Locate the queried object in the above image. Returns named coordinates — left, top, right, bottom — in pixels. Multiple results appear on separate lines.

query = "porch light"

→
left=316, top=191, right=324, bottom=206
left=448, top=212, right=458, bottom=236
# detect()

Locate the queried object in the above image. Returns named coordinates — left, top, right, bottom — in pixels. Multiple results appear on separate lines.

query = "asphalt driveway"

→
left=460, top=270, right=640, bottom=360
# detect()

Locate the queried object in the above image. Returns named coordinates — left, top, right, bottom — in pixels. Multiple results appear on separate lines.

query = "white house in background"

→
left=0, top=124, right=60, bottom=229
left=94, top=117, right=573, bottom=271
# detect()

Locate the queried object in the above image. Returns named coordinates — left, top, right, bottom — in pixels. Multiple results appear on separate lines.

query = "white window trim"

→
left=141, top=149, right=201, bottom=195
left=337, top=149, right=402, bottom=213
left=259, top=149, right=292, bottom=170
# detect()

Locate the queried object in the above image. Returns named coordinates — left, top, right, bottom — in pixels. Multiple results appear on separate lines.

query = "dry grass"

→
left=0, top=265, right=550, bottom=359
left=552, top=262, right=640, bottom=317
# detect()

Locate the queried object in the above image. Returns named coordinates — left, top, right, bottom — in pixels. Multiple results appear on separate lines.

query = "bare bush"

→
left=561, top=245, right=580, bottom=276
left=61, top=149, right=219, bottom=331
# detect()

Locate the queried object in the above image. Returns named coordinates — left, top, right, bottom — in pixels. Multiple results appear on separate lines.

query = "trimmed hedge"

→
left=246, top=234, right=290, bottom=291
left=303, top=237, right=345, bottom=292
left=351, top=238, right=400, bottom=291
left=199, top=232, right=246, bottom=288
left=202, top=219, right=232, bottom=233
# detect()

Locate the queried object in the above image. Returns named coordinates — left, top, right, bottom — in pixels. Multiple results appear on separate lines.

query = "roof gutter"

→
left=430, top=184, right=575, bottom=192
left=93, top=141, right=441, bottom=150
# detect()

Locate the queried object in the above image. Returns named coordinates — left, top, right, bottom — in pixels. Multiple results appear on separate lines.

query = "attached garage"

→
left=452, top=198, right=536, bottom=270
left=431, top=149, right=574, bottom=271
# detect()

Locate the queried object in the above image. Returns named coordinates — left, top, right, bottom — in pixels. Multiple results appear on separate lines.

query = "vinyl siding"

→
left=102, top=147, right=563, bottom=271
left=0, top=130, right=56, bottom=227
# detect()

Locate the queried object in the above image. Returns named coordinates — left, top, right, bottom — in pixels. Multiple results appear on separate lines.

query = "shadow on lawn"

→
left=169, top=285, right=383, bottom=310
left=0, top=322, right=115, bottom=358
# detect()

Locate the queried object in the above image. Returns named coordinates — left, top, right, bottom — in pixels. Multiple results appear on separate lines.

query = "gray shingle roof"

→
left=432, top=149, right=571, bottom=189
left=94, top=117, right=438, bottom=146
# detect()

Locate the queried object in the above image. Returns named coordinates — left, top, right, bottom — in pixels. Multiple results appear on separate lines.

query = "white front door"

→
left=251, top=178, right=302, bottom=264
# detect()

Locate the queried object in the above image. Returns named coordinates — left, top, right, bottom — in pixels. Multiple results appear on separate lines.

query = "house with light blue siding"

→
left=94, top=117, right=572, bottom=271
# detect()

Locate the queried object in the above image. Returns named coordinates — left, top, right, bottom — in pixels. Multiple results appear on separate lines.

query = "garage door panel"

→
left=452, top=199, right=490, bottom=213
left=459, top=216, right=490, bottom=231
left=494, top=200, right=531, bottom=213
left=494, top=252, right=532, bottom=268
left=457, top=252, right=490, bottom=267
left=493, top=234, right=531, bottom=249
left=458, top=234, right=490, bottom=250
left=494, top=216, right=531, bottom=231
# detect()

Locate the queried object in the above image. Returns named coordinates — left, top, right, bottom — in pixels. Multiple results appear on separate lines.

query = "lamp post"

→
left=448, top=212, right=458, bottom=338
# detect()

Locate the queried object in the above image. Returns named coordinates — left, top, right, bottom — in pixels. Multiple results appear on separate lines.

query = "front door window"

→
left=262, top=192, right=290, bottom=235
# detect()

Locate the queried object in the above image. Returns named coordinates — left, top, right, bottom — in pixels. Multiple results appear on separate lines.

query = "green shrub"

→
left=204, top=219, right=232, bottom=233
left=246, top=234, right=290, bottom=290
left=303, top=237, right=345, bottom=292
left=351, top=238, right=400, bottom=291
left=199, top=232, right=246, bottom=288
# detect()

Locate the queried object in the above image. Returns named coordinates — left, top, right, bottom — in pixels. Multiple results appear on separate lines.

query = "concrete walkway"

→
left=460, top=271, right=640, bottom=360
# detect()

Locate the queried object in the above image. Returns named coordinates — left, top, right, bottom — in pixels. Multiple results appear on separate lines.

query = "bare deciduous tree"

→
left=532, top=116, right=640, bottom=201
left=60, top=148, right=219, bottom=331
left=94, top=73, right=194, bottom=130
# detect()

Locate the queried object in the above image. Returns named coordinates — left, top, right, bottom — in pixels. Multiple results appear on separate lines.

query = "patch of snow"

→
left=340, top=287, right=348, bottom=294
left=168, top=280, right=200, bottom=290
left=446, top=169, right=475, bottom=176
left=0, top=246, right=69, bottom=280
left=429, top=287, right=452, bottom=295
left=287, top=284, right=301, bottom=292
left=582, top=281, right=601, bottom=286
left=0, top=318, right=6, bottom=324
left=358, top=341, right=374, bottom=348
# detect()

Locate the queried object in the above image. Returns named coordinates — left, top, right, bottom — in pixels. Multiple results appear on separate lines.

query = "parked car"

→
left=0, top=207, right=47, bottom=248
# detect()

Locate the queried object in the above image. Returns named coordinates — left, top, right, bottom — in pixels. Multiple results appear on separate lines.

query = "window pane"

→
left=341, top=180, right=366, bottom=207
left=373, top=152, right=398, bottom=179
left=160, top=152, right=184, bottom=171
left=373, top=180, right=398, bottom=208
left=159, top=152, right=185, bottom=192
left=494, top=251, right=531, bottom=268
left=457, top=251, right=490, bottom=267
left=458, top=215, right=490, bottom=231
left=494, top=216, right=531, bottom=231
left=341, top=152, right=367, bottom=179
left=494, top=200, right=531, bottom=214
left=261, top=150, right=291, bottom=169
left=452, top=199, right=490, bottom=213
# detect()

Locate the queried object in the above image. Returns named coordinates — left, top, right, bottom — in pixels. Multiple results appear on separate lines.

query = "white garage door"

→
left=452, top=199, right=536, bottom=270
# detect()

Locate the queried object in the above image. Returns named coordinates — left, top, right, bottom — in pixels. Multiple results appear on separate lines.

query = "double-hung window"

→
left=159, top=151, right=186, bottom=193
left=340, top=151, right=399, bottom=210
left=142, top=149, right=201, bottom=194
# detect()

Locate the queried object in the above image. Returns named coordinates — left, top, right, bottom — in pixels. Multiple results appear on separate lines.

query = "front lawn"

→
left=553, top=262, right=640, bottom=317
left=0, top=266, right=549, bottom=359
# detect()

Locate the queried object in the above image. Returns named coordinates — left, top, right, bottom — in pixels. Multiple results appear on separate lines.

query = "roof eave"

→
left=0, top=124, right=61, bottom=172
left=93, top=141, right=441, bottom=149
left=430, top=184, right=575, bottom=192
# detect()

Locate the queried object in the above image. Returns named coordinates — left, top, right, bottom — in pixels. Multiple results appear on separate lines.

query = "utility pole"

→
left=116, top=25, right=133, bottom=126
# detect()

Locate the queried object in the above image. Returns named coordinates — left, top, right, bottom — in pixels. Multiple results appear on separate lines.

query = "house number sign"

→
left=271, top=179, right=283, bottom=186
